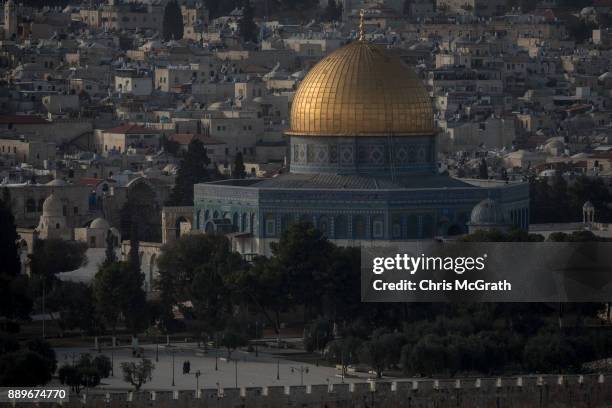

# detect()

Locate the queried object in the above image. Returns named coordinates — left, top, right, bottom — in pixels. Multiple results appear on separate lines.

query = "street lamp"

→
left=110, top=346, right=114, bottom=377
left=290, top=366, right=309, bottom=386
left=167, top=346, right=176, bottom=387
left=254, top=321, right=259, bottom=357
left=234, top=360, right=238, bottom=388
left=195, top=370, right=201, bottom=396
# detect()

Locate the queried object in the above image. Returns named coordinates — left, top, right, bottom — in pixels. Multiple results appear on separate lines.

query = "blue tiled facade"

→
left=193, top=97, right=529, bottom=248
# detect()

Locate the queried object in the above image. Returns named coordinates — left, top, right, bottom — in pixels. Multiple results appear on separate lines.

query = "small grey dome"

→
left=583, top=201, right=594, bottom=211
left=46, top=178, right=67, bottom=186
left=90, top=217, right=110, bottom=230
left=42, top=193, right=63, bottom=216
left=470, top=198, right=505, bottom=225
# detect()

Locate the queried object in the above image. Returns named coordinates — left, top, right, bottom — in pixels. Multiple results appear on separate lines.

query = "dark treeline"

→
left=530, top=174, right=612, bottom=224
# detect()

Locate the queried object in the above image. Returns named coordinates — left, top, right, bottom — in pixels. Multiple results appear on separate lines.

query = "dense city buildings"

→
left=0, top=0, right=612, bottom=400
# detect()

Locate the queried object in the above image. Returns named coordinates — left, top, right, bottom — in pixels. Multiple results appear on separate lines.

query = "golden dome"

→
left=287, top=41, right=434, bottom=137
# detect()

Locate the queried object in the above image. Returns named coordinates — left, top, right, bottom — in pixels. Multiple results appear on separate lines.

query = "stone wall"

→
left=60, top=374, right=612, bottom=408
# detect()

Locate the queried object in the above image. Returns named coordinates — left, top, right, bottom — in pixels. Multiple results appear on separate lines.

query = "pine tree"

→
left=233, top=152, right=246, bottom=179
left=128, top=219, right=140, bottom=275
left=103, top=230, right=117, bottom=268
left=325, top=0, right=335, bottom=21
left=238, top=0, right=258, bottom=43
left=167, top=139, right=213, bottom=206
left=0, top=189, right=29, bottom=321
left=0, top=190, right=20, bottom=278
left=478, top=158, right=488, bottom=179
left=325, top=0, right=341, bottom=22
left=162, top=0, right=184, bottom=41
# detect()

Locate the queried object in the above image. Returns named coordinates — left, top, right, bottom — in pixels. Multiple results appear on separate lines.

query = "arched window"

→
left=318, top=216, right=330, bottom=236
left=354, top=215, right=366, bottom=239
left=38, top=198, right=45, bottom=212
left=213, top=210, right=219, bottom=219
left=372, top=215, right=384, bottom=239
left=204, top=209, right=210, bottom=221
left=422, top=214, right=435, bottom=238
left=391, top=215, right=402, bottom=239
left=280, top=214, right=292, bottom=232
left=334, top=215, right=348, bottom=239
left=264, top=213, right=276, bottom=237
left=241, top=213, right=247, bottom=232
left=407, top=214, right=419, bottom=239
left=232, top=213, right=239, bottom=230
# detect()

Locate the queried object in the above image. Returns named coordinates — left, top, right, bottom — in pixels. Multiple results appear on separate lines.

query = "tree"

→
left=58, top=354, right=108, bottom=393
left=478, top=158, right=488, bottom=179
left=167, top=139, right=214, bottom=206
left=0, top=187, right=21, bottom=277
left=94, top=260, right=146, bottom=336
left=0, top=190, right=28, bottom=321
left=121, top=359, right=154, bottom=390
left=157, top=234, right=244, bottom=334
left=326, top=336, right=361, bottom=375
left=30, top=239, right=88, bottom=279
left=269, top=222, right=335, bottom=318
left=218, top=320, right=248, bottom=359
left=303, top=318, right=333, bottom=353
left=523, top=332, right=592, bottom=373
left=238, top=0, right=258, bottom=43
left=46, top=281, right=98, bottom=335
left=162, top=135, right=180, bottom=156
left=162, top=0, right=184, bottom=41
left=26, top=338, right=57, bottom=375
left=125, top=220, right=147, bottom=335
left=325, top=0, right=342, bottom=21
left=93, top=262, right=127, bottom=334
left=358, top=330, right=405, bottom=378
left=233, top=152, right=247, bottom=179
left=229, top=255, right=289, bottom=339
left=92, top=355, right=112, bottom=378
left=103, top=230, right=117, bottom=267
left=0, top=350, right=54, bottom=386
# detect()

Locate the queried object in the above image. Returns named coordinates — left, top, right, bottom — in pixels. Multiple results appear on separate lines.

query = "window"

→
left=56, top=223, right=60, bottom=229
left=372, top=217, right=384, bottom=238
left=265, top=214, right=276, bottom=237
left=74, top=206, right=78, bottom=215
left=90, top=236, right=96, bottom=247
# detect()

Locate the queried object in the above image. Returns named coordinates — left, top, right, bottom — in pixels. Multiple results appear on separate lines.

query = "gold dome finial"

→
left=359, top=9, right=365, bottom=41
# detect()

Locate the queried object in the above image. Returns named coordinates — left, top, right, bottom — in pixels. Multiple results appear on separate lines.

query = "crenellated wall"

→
left=57, top=374, right=612, bottom=408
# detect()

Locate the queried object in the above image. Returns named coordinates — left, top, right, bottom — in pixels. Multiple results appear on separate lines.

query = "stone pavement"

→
left=54, top=342, right=371, bottom=391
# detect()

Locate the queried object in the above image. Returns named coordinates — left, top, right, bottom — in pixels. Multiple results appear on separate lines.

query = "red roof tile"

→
left=76, top=177, right=104, bottom=186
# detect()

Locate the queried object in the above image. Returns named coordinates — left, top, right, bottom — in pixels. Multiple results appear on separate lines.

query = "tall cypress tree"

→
left=103, top=230, right=117, bottom=268
left=162, top=0, right=184, bottom=41
left=167, top=139, right=213, bottom=206
left=238, top=0, right=258, bottom=43
left=325, top=0, right=341, bottom=22
left=0, top=190, right=20, bottom=278
left=0, top=189, right=30, bottom=321
left=233, top=152, right=246, bottom=179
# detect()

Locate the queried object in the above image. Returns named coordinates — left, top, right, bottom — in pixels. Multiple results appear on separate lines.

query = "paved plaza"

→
left=54, top=342, right=371, bottom=391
